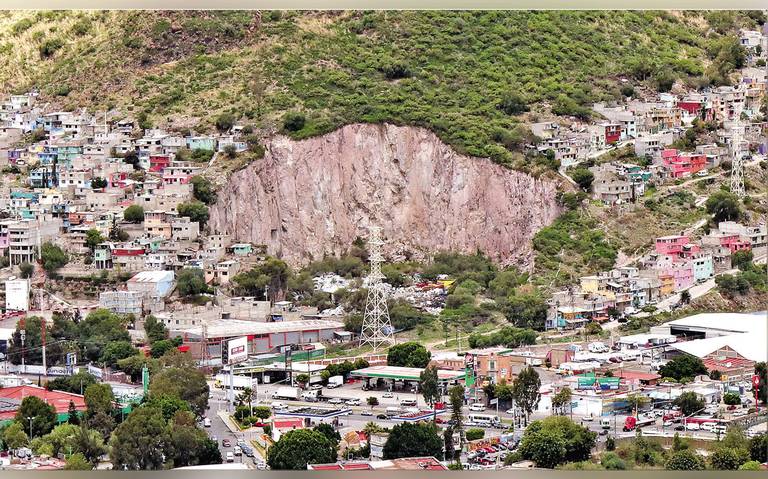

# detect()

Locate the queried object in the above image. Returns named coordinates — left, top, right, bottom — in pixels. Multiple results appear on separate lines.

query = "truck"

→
left=215, top=373, right=256, bottom=390
left=272, top=386, right=301, bottom=400
left=588, top=342, right=609, bottom=353
left=327, top=375, right=344, bottom=389
left=301, top=389, right=320, bottom=402
left=623, top=415, right=656, bottom=431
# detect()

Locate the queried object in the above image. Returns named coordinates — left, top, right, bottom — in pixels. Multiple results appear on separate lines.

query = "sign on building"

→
left=225, top=336, right=248, bottom=365
left=5, top=279, right=30, bottom=312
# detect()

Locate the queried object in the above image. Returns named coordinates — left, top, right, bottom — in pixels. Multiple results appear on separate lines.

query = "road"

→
left=204, top=382, right=265, bottom=468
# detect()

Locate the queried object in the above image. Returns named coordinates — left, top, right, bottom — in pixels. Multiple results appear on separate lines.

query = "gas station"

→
left=349, top=365, right=466, bottom=393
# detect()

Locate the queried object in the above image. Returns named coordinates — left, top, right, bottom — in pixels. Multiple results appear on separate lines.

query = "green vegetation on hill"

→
left=0, top=11, right=760, bottom=171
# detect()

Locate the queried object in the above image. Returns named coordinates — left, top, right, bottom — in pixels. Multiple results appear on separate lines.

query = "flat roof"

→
left=177, top=319, right=344, bottom=338
left=351, top=365, right=465, bottom=381
left=275, top=407, right=351, bottom=419
left=665, top=312, right=766, bottom=335
left=128, top=270, right=174, bottom=283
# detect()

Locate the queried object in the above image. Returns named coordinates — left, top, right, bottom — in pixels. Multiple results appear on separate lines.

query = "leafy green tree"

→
left=465, top=428, right=485, bottom=441
left=64, top=452, right=92, bottom=470
left=77, top=309, right=131, bottom=362
left=149, top=366, right=209, bottom=417
left=41, top=241, right=68, bottom=273
left=723, top=392, right=741, bottom=406
left=190, top=176, right=217, bottom=205
left=282, top=112, right=306, bottom=132
left=367, top=396, right=379, bottom=407
left=85, top=229, right=105, bottom=251
left=109, top=407, right=171, bottom=470
left=19, top=261, right=34, bottom=278
left=70, top=424, right=107, bottom=464
left=571, top=168, right=594, bottom=192
left=498, top=90, right=529, bottom=115
left=739, top=461, right=762, bottom=470
left=91, top=177, right=108, bottom=189
left=84, top=383, right=115, bottom=418
left=709, top=447, right=746, bottom=470
left=144, top=394, right=192, bottom=421
left=419, top=364, right=440, bottom=410
left=382, top=422, right=443, bottom=460
left=313, top=423, right=341, bottom=449
left=666, top=450, right=706, bottom=470
left=67, top=401, right=80, bottom=425
left=551, top=387, right=572, bottom=415
left=144, top=315, right=169, bottom=344
left=673, top=391, right=705, bottom=416
left=215, top=112, right=235, bottom=131
left=16, top=396, right=57, bottom=437
left=731, top=250, right=753, bottom=271
left=177, top=201, right=209, bottom=226
left=659, top=356, right=707, bottom=381
left=601, top=451, right=627, bottom=470
left=87, top=411, right=115, bottom=440
left=176, top=268, right=208, bottom=297
left=266, top=429, right=336, bottom=470
left=750, top=434, right=767, bottom=463
left=705, top=191, right=742, bottom=223
left=519, top=429, right=566, bottom=468
left=387, top=342, right=431, bottom=368
left=47, top=371, right=98, bottom=395
left=500, top=292, right=548, bottom=330
left=512, top=366, right=541, bottom=423
left=99, top=340, right=138, bottom=367
left=123, top=204, right=145, bottom=223
left=3, top=422, right=29, bottom=449
left=232, top=256, right=290, bottom=300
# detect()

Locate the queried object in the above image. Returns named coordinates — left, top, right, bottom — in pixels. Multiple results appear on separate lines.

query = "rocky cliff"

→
left=209, top=123, right=563, bottom=267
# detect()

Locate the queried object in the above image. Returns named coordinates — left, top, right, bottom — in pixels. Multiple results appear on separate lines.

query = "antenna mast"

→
left=729, top=118, right=746, bottom=198
left=359, top=226, right=394, bottom=351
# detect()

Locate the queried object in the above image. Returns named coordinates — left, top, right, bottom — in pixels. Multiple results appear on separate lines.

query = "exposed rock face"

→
left=210, top=123, right=562, bottom=267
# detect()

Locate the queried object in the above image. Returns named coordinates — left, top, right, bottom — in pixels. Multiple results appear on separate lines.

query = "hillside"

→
left=0, top=10, right=762, bottom=171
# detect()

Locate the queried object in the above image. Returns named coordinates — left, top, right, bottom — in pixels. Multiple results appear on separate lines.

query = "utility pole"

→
left=19, top=317, right=26, bottom=375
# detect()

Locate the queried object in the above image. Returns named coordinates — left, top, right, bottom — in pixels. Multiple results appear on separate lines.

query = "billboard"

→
left=226, top=336, right=248, bottom=365
left=576, top=376, right=620, bottom=390
left=5, top=279, right=30, bottom=312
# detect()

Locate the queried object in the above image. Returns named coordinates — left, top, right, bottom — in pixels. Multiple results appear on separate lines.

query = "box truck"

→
left=327, top=375, right=344, bottom=389
left=272, top=386, right=301, bottom=400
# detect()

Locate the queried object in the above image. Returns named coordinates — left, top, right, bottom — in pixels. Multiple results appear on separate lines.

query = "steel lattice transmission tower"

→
left=730, top=119, right=746, bottom=198
left=359, top=226, right=394, bottom=351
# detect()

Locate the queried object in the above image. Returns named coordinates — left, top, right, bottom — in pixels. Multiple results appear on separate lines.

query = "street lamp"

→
left=26, top=416, right=33, bottom=439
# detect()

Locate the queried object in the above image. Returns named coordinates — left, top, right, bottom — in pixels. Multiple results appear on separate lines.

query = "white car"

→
left=382, top=392, right=394, bottom=398
left=581, top=416, right=594, bottom=422
left=700, top=422, right=716, bottom=432
left=469, top=403, right=486, bottom=412
left=310, top=384, right=323, bottom=390
left=203, top=417, right=211, bottom=427
left=686, top=423, right=700, bottom=431
left=271, top=401, right=287, bottom=410
left=226, top=452, right=234, bottom=463
left=697, top=169, right=709, bottom=177
left=360, top=410, right=373, bottom=416
left=345, top=398, right=361, bottom=406
left=328, top=397, right=344, bottom=405
left=505, top=408, right=515, bottom=414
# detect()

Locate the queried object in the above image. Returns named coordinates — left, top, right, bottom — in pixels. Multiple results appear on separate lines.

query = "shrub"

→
left=39, top=38, right=64, bottom=58
left=601, top=452, right=626, bottom=470
left=380, top=61, right=412, bottom=80
left=465, top=428, right=485, bottom=441
left=215, top=112, right=236, bottom=132
left=123, top=205, right=145, bottom=223
left=498, top=91, right=529, bottom=115
left=283, top=112, right=306, bottom=132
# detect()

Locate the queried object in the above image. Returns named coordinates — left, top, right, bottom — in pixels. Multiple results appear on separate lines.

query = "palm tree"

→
left=235, top=387, right=254, bottom=416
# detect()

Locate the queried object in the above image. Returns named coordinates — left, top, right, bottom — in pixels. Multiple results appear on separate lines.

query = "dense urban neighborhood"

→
left=0, top=9, right=766, bottom=472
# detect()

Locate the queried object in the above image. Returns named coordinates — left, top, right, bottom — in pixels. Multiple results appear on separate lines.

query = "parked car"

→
left=469, top=403, right=486, bottom=412
left=226, top=452, right=234, bottom=463
left=360, top=410, right=373, bottom=416
left=345, top=398, right=361, bottom=406
left=310, top=384, right=323, bottom=390
left=203, top=417, right=211, bottom=427
left=376, top=414, right=388, bottom=420
left=382, top=392, right=394, bottom=398
left=222, top=439, right=231, bottom=447
left=328, top=397, right=344, bottom=405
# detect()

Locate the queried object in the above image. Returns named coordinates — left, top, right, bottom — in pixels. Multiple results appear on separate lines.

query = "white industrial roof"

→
left=128, top=270, right=175, bottom=283
left=177, top=319, right=344, bottom=338
left=665, top=312, right=766, bottom=335
left=671, top=331, right=767, bottom=363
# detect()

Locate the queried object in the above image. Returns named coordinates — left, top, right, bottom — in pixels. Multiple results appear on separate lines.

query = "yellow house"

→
left=659, top=274, right=675, bottom=296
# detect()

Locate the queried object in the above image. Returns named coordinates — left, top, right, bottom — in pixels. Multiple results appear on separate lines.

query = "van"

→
left=469, top=403, right=486, bottom=412
left=400, top=399, right=417, bottom=407
left=600, top=418, right=611, bottom=430
left=203, top=417, right=211, bottom=427
left=700, top=422, right=716, bottom=432
left=685, top=422, right=700, bottom=431
left=386, top=406, right=401, bottom=417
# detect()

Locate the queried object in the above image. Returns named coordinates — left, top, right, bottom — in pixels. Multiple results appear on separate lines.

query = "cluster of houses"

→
left=546, top=221, right=767, bottom=330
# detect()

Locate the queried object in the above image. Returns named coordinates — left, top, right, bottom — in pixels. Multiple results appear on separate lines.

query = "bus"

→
left=467, top=414, right=502, bottom=428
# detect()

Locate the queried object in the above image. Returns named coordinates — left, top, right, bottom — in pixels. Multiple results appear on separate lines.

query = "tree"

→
left=512, top=366, right=541, bottom=424
left=252, top=406, right=272, bottom=420
left=295, top=374, right=310, bottom=386
left=109, top=407, right=171, bottom=470
left=91, top=177, right=107, bottom=189
left=584, top=321, right=602, bottom=336
left=659, top=356, right=707, bottom=381
left=386, top=342, right=430, bottom=368
left=71, top=423, right=107, bottom=464
left=443, top=426, right=455, bottom=463
left=723, top=392, right=741, bottom=406
left=672, top=432, right=689, bottom=452
left=666, top=449, right=706, bottom=470
left=223, top=144, right=238, bottom=158
left=41, top=241, right=68, bottom=273
left=190, top=175, right=217, bottom=205
left=123, top=204, right=145, bottom=223
left=449, top=385, right=464, bottom=456
left=85, top=229, right=105, bottom=252
left=177, top=201, right=209, bottom=226
left=673, top=391, right=705, bottom=416
left=731, top=250, right=753, bottom=271
left=87, top=411, right=115, bottom=440
left=419, top=365, right=440, bottom=411
left=626, top=393, right=650, bottom=413
left=571, top=168, right=594, bottom=192
left=313, top=423, right=341, bottom=449
left=750, top=434, right=767, bottom=463
left=498, top=90, right=529, bottom=115
left=176, top=268, right=208, bottom=297
left=266, top=429, right=336, bottom=470
left=215, top=112, right=235, bottom=132
left=99, top=340, right=138, bottom=367
left=64, top=452, right=92, bottom=470
left=739, top=461, right=762, bottom=470
left=705, top=191, right=742, bottom=223
left=3, top=422, right=29, bottom=449
left=601, top=451, right=627, bottom=470
left=84, top=383, right=115, bottom=418
left=679, top=289, right=691, bottom=304
left=465, top=428, right=485, bottom=441
left=519, top=416, right=596, bottom=467
left=551, top=387, right=572, bottom=415
left=144, top=315, right=169, bottom=344
left=709, top=447, right=745, bottom=470
left=382, top=422, right=443, bottom=460
left=495, top=380, right=514, bottom=404
left=67, top=401, right=80, bottom=425
left=16, top=396, right=57, bottom=437
left=78, top=309, right=131, bottom=362
left=19, top=261, right=34, bottom=278
left=145, top=394, right=192, bottom=421
left=149, top=366, right=209, bottom=417
left=519, top=430, right=567, bottom=468
left=500, top=292, right=548, bottom=330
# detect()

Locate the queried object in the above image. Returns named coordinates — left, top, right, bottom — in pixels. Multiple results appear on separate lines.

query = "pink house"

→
left=654, top=254, right=695, bottom=291
left=655, top=235, right=692, bottom=256
left=661, top=149, right=707, bottom=178
left=719, top=234, right=752, bottom=254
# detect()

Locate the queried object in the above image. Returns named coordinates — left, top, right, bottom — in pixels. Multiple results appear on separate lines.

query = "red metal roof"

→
left=0, top=385, right=86, bottom=416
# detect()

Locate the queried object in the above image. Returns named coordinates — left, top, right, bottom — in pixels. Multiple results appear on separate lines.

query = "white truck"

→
left=327, top=375, right=344, bottom=389
left=302, top=389, right=321, bottom=402
left=215, top=373, right=256, bottom=390
left=588, top=342, right=609, bottom=353
left=272, top=386, right=301, bottom=400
